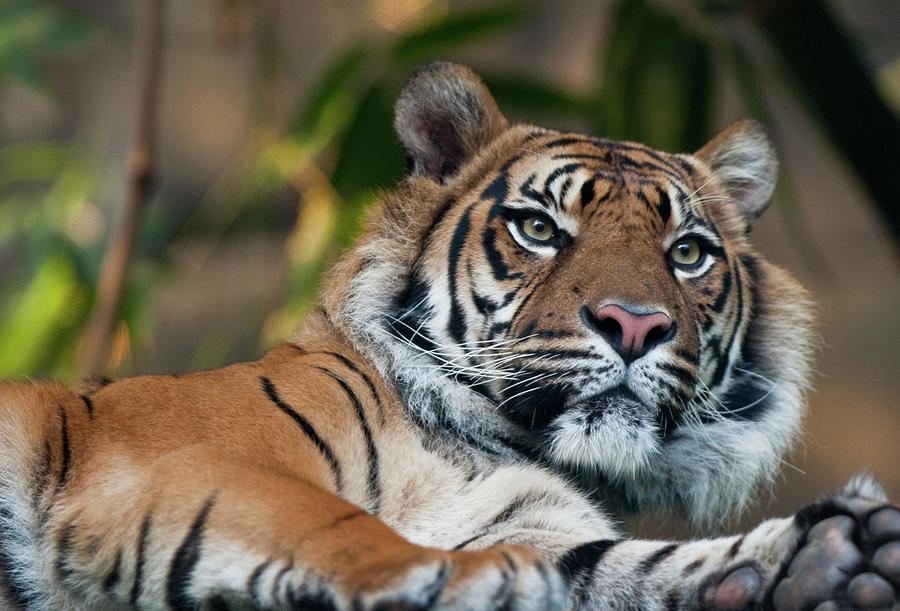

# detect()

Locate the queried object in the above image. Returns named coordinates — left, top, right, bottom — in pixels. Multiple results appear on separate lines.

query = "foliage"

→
left=0, top=0, right=97, bottom=91
left=1, top=0, right=896, bottom=379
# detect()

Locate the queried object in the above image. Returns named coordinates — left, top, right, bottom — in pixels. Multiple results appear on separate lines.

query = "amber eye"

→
left=520, top=215, right=556, bottom=242
left=669, top=237, right=704, bottom=268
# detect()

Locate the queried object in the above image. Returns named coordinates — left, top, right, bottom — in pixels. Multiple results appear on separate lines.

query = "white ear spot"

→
left=694, top=119, right=778, bottom=222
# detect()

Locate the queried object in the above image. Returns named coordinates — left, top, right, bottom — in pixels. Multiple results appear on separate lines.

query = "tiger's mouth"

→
left=569, top=387, right=643, bottom=419
left=534, top=385, right=664, bottom=474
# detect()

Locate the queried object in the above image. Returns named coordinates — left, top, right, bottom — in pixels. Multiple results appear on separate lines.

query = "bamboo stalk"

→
left=80, top=0, right=166, bottom=377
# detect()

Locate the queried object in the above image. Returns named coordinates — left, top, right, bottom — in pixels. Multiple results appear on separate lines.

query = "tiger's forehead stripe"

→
left=535, top=133, right=696, bottom=182
left=478, top=133, right=699, bottom=235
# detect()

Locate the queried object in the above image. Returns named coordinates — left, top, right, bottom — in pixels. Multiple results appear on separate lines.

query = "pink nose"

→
left=591, top=304, right=673, bottom=361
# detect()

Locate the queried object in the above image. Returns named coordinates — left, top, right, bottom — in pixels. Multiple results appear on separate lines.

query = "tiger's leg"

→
left=5, top=435, right=566, bottom=611
left=563, top=478, right=900, bottom=610
left=444, top=467, right=899, bottom=610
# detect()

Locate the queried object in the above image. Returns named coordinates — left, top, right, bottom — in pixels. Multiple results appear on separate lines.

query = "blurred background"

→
left=0, top=0, right=897, bottom=533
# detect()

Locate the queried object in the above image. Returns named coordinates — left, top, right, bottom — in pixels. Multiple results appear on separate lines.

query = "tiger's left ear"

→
left=395, top=62, right=509, bottom=181
left=694, top=119, right=779, bottom=221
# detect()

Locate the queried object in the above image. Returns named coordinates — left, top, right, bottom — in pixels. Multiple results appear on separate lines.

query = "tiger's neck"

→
left=292, top=302, right=532, bottom=463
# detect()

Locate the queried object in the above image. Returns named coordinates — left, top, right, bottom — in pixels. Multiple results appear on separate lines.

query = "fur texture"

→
left=0, top=62, right=896, bottom=611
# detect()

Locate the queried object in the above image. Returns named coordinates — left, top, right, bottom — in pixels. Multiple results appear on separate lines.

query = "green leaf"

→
left=0, top=253, right=85, bottom=377
left=4, top=45, right=48, bottom=91
left=392, top=2, right=529, bottom=66
left=290, top=44, right=369, bottom=143
left=41, top=9, right=98, bottom=54
left=0, top=141, right=70, bottom=186
left=328, top=83, right=405, bottom=202
left=0, top=4, right=98, bottom=89
left=0, top=6, right=55, bottom=56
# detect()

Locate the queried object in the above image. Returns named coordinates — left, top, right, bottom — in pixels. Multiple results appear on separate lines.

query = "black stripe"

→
left=486, top=491, right=548, bottom=530
left=513, top=348, right=609, bottom=361
left=207, top=595, right=230, bottom=611
left=482, top=225, right=516, bottom=282
left=272, top=561, right=293, bottom=601
left=546, top=145, right=689, bottom=182
left=635, top=187, right=657, bottom=218
left=322, top=352, right=382, bottom=413
left=524, top=329, right=579, bottom=340
left=559, top=539, right=619, bottom=582
left=550, top=150, right=685, bottom=182
left=315, top=368, right=380, bottom=514
left=657, top=187, right=671, bottom=225
left=579, top=178, right=596, bottom=208
left=32, top=443, right=52, bottom=511
left=55, top=521, right=77, bottom=582
left=637, top=543, right=679, bottom=574
left=80, top=395, right=94, bottom=418
left=558, top=176, right=573, bottom=205
left=289, top=346, right=385, bottom=423
left=709, top=267, right=732, bottom=314
left=710, top=262, right=744, bottom=390
left=0, top=503, right=34, bottom=608
left=675, top=348, right=699, bottom=362
left=321, top=510, right=367, bottom=532
left=726, top=535, right=745, bottom=560
left=55, top=406, right=70, bottom=495
left=519, top=173, right=551, bottom=208
left=447, top=204, right=475, bottom=345
left=103, top=549, right=122, bottom=591
left=660, top=363, right=696, bottom=387
left=491, top=551, right=517, bottom=604
left=483, top=202, right=524, bottom=281
left=453, top=532, right=487, bottom=550
left=542, top=164, right=586, bottom=206
left=499, top=276, right=542, bottom=335
left=131, top=511, right=152, bottom=605
left=260, top=377, right=343, bottom=492
left=682, top=557, right=705, bottom=576
left=167, top=494, right=216, bottom=610
left=414, top=195, right=457, bottom=272
left=289, top=589, right=340, bottom=611
left=90, top=376, right=113, bottom=388
left=247, top=557, right=272, bottom=603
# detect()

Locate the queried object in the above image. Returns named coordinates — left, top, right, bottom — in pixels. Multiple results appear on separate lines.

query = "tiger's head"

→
left=320, top=62, right=815, bottom=526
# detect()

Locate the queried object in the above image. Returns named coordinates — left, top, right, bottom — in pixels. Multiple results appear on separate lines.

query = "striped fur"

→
left=1, top=62, right=897, bottom=610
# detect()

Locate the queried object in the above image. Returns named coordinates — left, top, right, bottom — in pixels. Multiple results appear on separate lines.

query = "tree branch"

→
left=80, top=0, right=166, bottom=377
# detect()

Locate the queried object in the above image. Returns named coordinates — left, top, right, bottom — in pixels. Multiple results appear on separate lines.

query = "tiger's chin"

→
left=542, top=389, right=662, bottom=478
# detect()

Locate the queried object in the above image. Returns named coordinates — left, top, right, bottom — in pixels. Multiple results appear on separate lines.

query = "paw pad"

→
left=705, top=565, right=762, bottom=610
left=846, top=572, right=895, bottom=608
left=869, top=507, right=900, bottom=541
left=873, top=541, right=900, bottom=585
left=774, top=502, right=900, bottom=611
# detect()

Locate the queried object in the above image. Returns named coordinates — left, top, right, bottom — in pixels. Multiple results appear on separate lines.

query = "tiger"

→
left=1, top=61, right=898, bottom=610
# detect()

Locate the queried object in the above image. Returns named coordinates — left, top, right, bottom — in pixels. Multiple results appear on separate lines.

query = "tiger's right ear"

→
left=694, top=119, right=779, bottom=222
left=395, top=62, right=509, bottom=181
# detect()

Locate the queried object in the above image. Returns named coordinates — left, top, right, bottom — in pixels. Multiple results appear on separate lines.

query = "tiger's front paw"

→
left=771, top=486, right=900, bottom=611
left=352, top=544, right=566, bottom=611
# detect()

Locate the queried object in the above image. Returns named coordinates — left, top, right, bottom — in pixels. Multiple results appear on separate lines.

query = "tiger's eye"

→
left=522, top=215, right=555, bottom=241
left=670, top=238, right=703, bottom=267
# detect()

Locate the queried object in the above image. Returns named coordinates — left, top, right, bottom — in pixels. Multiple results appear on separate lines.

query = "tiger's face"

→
left=395, top=127, right=760, bottom=474
left=329, top=63, right=812, bottom=517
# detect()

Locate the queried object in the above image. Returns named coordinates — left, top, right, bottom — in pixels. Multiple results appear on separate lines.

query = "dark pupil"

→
left=532, top=219, right=546, bottom=233
left=679, top=243, right=692, bottom=257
